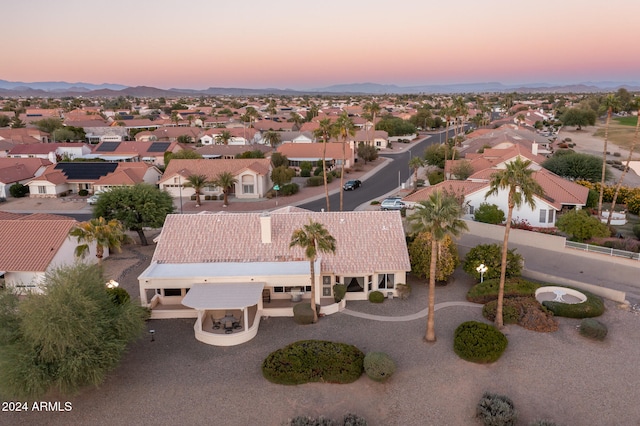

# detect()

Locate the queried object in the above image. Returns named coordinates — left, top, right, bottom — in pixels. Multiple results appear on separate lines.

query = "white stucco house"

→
left=137, top=208, right=411, bottom=346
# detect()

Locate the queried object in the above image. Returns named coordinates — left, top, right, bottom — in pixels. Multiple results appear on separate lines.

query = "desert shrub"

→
left=453, top=321, right=508, bottom=364
left=408, top=233, right=459, bottom=282
left=633, top=224, right=640, bottom=240
left=106, top=287, right=131, bottom=305
left=281, top=183, right=299, bottom=196
left=78, top=189, right=89, bottom=196
left=395, top=283, right=411, bottom=300
left=467, top=278, right=541, bottom=304
left=474, top=203, right=505, bottom=224
left=613, top=152, right=621, bottom=157
left=342, top=413, right=367, bottom=426
left=292, top=303, right=320, bottom=325
left=9, top=183, right=29, bottom=198
left=368, top=291, right=385, bottom=303
left=370, top=200, right=380, bottom=205
left=579, top=318, right=608, bottom=341
left=363, top=352, right=396, bottom=382
left=602, top=238, right=640, bottom=253
left=586, top=189, right=599, bottom=208
left=262, top=340, right=364, bottom=385
left=333, top=284, right=346, bottom=302
left=284, top=414, right=367, bottom=426
left=542, top=290, right=605, bottom=318
left=482, top=299, right=521, bottom=324
left=463, top=244, right=523, bottom=281
left=427, top=170, right=444, bottom=185
left=306, top=176, right=324, bottom=187
left=476, top=392, right=518, bottom=426
left=313, top=167, right=322, bottom=176
left=556, top=209, right=610, bottom=242
left=300, top=169, right=311, bottom=177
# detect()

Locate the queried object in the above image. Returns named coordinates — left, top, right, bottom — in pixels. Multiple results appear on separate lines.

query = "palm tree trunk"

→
left=496, top=198, right=514, bottom=329
left=598, top=108, right=613, bottom=218
left=444, top=120, right=450, bottom=180
left=310, top=258, right=318, bottom=323
left=322, top=139, right=330, bottom=211
left=607, top=109, right=640, bottom=227
left=340, top=139, right=346, bottom=211
left=425, top=238, right=438, bottom=342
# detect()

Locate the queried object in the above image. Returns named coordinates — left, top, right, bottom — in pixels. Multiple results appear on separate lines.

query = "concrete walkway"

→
left=343, top=301, right=482, bottom=322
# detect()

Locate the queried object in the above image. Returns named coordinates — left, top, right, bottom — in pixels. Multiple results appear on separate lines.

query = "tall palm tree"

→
left=314, top=118, right=337, bottom=212
left=440, top=105, right=455, bottom=175
left=364, top=101, right=381, bottom=147
left=262, top=130, right=282, bottom=148
left=70, top=217, right=127, bottom=266
left=607, top=106, right=640, bottom=226
left=408, top=156, right=424, bottom=186
left=407, top=191, right=468, bottom=342
left=213, top=171, right=238, bottom=206
left=486, top=157, right=544, bottom=328
left=216, top=130, right=232, bottom=145
left=289, top=219, right=336, bottom=323
left=335, top=112, right=356, bottom=211
left=453, top=96, right=468, bottom=146
left=184, top=173, right=210, bottom=206
left=598, top=94, right=620, bottom=218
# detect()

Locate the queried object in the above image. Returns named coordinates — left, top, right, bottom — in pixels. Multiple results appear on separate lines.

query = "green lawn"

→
left=613, top=116, right=638, bottom=126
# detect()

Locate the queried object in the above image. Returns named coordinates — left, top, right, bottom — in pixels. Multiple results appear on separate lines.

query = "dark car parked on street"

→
left=343, top=179, right=362, bottom=191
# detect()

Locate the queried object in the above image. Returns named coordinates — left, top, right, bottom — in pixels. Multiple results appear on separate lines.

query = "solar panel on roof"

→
left=148, top=142, right=171, bottom=153
left=54, top=162, right=118, bottom=180
left=96, top=142, right=121, bottom=152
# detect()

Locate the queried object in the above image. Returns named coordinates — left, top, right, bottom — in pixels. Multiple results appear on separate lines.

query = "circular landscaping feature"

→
left=453, top=321, right=508, bottom=364
left=535, top=286, right=587, bottom=305
left=262, top=340, right=364, bottom=385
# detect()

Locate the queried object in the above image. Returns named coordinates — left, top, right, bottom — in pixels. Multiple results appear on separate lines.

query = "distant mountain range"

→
left=1, top=79, right=639, bottom=97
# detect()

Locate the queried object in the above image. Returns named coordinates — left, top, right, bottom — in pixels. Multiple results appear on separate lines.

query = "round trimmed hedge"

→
left=363, top=352, right=396, bottom=382
left=368, top=291, right=385, bottom=303
left=454, top=321, right=508, bottom=364
left=541, top=289, right=605, bottom=318
left=262, top=340, right=364, bottom=385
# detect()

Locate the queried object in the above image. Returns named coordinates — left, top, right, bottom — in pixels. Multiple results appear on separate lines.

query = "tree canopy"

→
left=93, top=184, right=175, bottom=245
left=0, top=263, right=146, bottom=398
left=542, top=152, right=610, bottom=182
left=375, top=116, right=416, bottom=137
left=560, top=108, right=596, bottom=130
left=556, top=209, right=610, bottom=242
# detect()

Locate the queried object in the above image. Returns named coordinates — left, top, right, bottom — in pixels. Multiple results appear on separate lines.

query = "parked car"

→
left=87, top=194, right=100, bottom=205
left=380, top=197, right=405, bottom=211
left=343, top=179, right=362, bottom=191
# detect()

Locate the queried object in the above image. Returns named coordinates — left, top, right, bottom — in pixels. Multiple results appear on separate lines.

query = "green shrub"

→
left=313, top=167, right=322, bottom=176
left=306, top=176, right=324, bottom=187
left=453, top=321, right=508, bottom=364
left=476, top=392, right=518, bottom=426
left=542, top=290, right=604, bottom=318
left=633, top=224, right=640, bottom=240
left=395, top=283, right=411, bottom=300
left=483, top=296, right=558, bottom=332
left=300, top=169, right=311, bottom=177
left=586, top=189, right=599, bottom=208
left=482, top=300, right=521, bottom=324
left=579, top=318, right=608, bottom=340
left=467, top=278, right=540, bottom=304
left=370, top=200, right=380, bottom=205
left=293, top=303, right=319, bottom=325
left=556, top=209, right=610, bottom=242
left=342, top=413, right=367, bottom=426
left=281, top=183, right=300, bottom=196
left=78, top=189, right=89, bottom=196
left=363, top=352, right=396, bottom=382
left=463, top=244, right=523, bottom=281
left=368, top=291, right=385, bottom=303
left=427, top=170, right=444, bottom=185
left=262, top=340, right=364, bottom=385
left=9, top=183, right=29, bottom=198
left=333, top=284, right=346, bottom=302
left=474, top=203, right=506, bottom=224
left=106, top=287, right=131, bottom=305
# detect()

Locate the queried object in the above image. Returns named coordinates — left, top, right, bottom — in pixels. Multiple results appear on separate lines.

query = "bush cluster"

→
left=474, top=203, right=506, bottom=224
left=476, top=392, right=518, bottom=426
left=466, top=278, right=540, bottom=304
left=368, top=290, right=385, bottom=303
left=579, top=318, right=608, bottom=341
left=332, top=284, right=346, bottom=302
left=542, top=290, right=605, bottom=318
left=262, top=340, right=364, bottom=385
left=453, top=321, right=508, bottom=364
left=575, top=180, right=640, bottom=215
left=363, top=352, right=396, bottom=382
left=482, top=296, right=558, bottom=332
left=463, top=244, right=523, bottom=281
left=106, top=287, right=131, bottom=305
left=280, top=183, right=300, bottom=196
left=395, top=283, right=411, bottom=300
left=306, top=176, right=324, bottom=187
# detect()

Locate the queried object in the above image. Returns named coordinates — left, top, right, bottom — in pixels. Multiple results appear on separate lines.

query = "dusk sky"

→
left=4, top=0, right=640, bottom=90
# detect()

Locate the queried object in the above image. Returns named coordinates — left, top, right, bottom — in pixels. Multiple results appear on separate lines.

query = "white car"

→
left=87, top=194, right=100, bottom=205
left=380, top=197, right=405, bottom=211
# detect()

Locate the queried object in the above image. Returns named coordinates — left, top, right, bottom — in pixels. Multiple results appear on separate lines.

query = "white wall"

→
left=467, top=190, right=556, bottom=228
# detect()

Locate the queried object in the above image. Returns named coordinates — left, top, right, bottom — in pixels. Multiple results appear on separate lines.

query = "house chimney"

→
left=531, top=142, right=538, bottom=156
left=260, top=213, right=271, bottom=244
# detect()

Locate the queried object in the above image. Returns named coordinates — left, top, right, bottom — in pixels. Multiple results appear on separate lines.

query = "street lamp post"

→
left=476, top=263, right=488, bottom=283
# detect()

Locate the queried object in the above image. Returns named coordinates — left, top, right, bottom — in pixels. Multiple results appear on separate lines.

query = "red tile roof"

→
left=160, top=158, right=271, bottom=183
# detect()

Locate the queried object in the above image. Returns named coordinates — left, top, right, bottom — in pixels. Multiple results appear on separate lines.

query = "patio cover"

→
left=181, top=282, right=265, bottom=310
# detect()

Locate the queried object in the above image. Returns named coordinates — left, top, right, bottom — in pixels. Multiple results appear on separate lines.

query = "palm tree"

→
left=408, top=156, right=424, bottom=186
left=213, top=171, right=238, bottom=206
left=607, top=106, right=640, bottom=226
left=407, top=191, right=468, bottom=342
left=262, top=130, right=282, bottom=148
left=440, top=105, right=455, bottom=175
left=486, top=157, right=544, bottom=328
left=70, top=217, right=127, bottom=266
left=598, top=94, right=620, bottom=218
left=453, top=96, right=468, bottom=146
left=184, top=173, right=210, bottom=206
left=216, top=130, right=232, bottom=145
left=335, top=112, right=356, bottom=211
left=364, top=101, right=381, bottom=147
left=314, top=118, right=337, bottom=212
left=289, top=219, right=336, bottom=323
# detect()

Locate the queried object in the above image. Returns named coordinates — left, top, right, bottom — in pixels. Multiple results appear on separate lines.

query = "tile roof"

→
left=0, top=218, right=76, bottom=272
left=277, top=142, right=348, bottom=160
left=151, top=210, right=410, bottom=275
left=160, top=158, right=271, bottom=183
left=403, top=181, right=488, bottom=203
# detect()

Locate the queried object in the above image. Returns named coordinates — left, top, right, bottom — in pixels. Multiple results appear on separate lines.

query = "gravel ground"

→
left=5, top=242, right=640, bottom=426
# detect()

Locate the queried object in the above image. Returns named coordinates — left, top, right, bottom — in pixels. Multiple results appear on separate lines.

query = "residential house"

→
left=159, top=158, right=272, bottom=200
left=0, top=128, right=49, bottom=144
left=26, top=162, right=161, bottom=197
left=277, top=142, right=354, bottom=169
left=0, top=213, right=102, bottom=293
left=85, top=141, right=182, bottom=166
left=199, top=127, right=259, bottom=145
left=270, top=131, right=316, bottom=145
left=137, top=208, right=410, bottom=345
left=8, top=142, right=92, bottom=163
left=0, top=158, right=51, bottom=199
left=195, top=144, right=273, bottom=159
